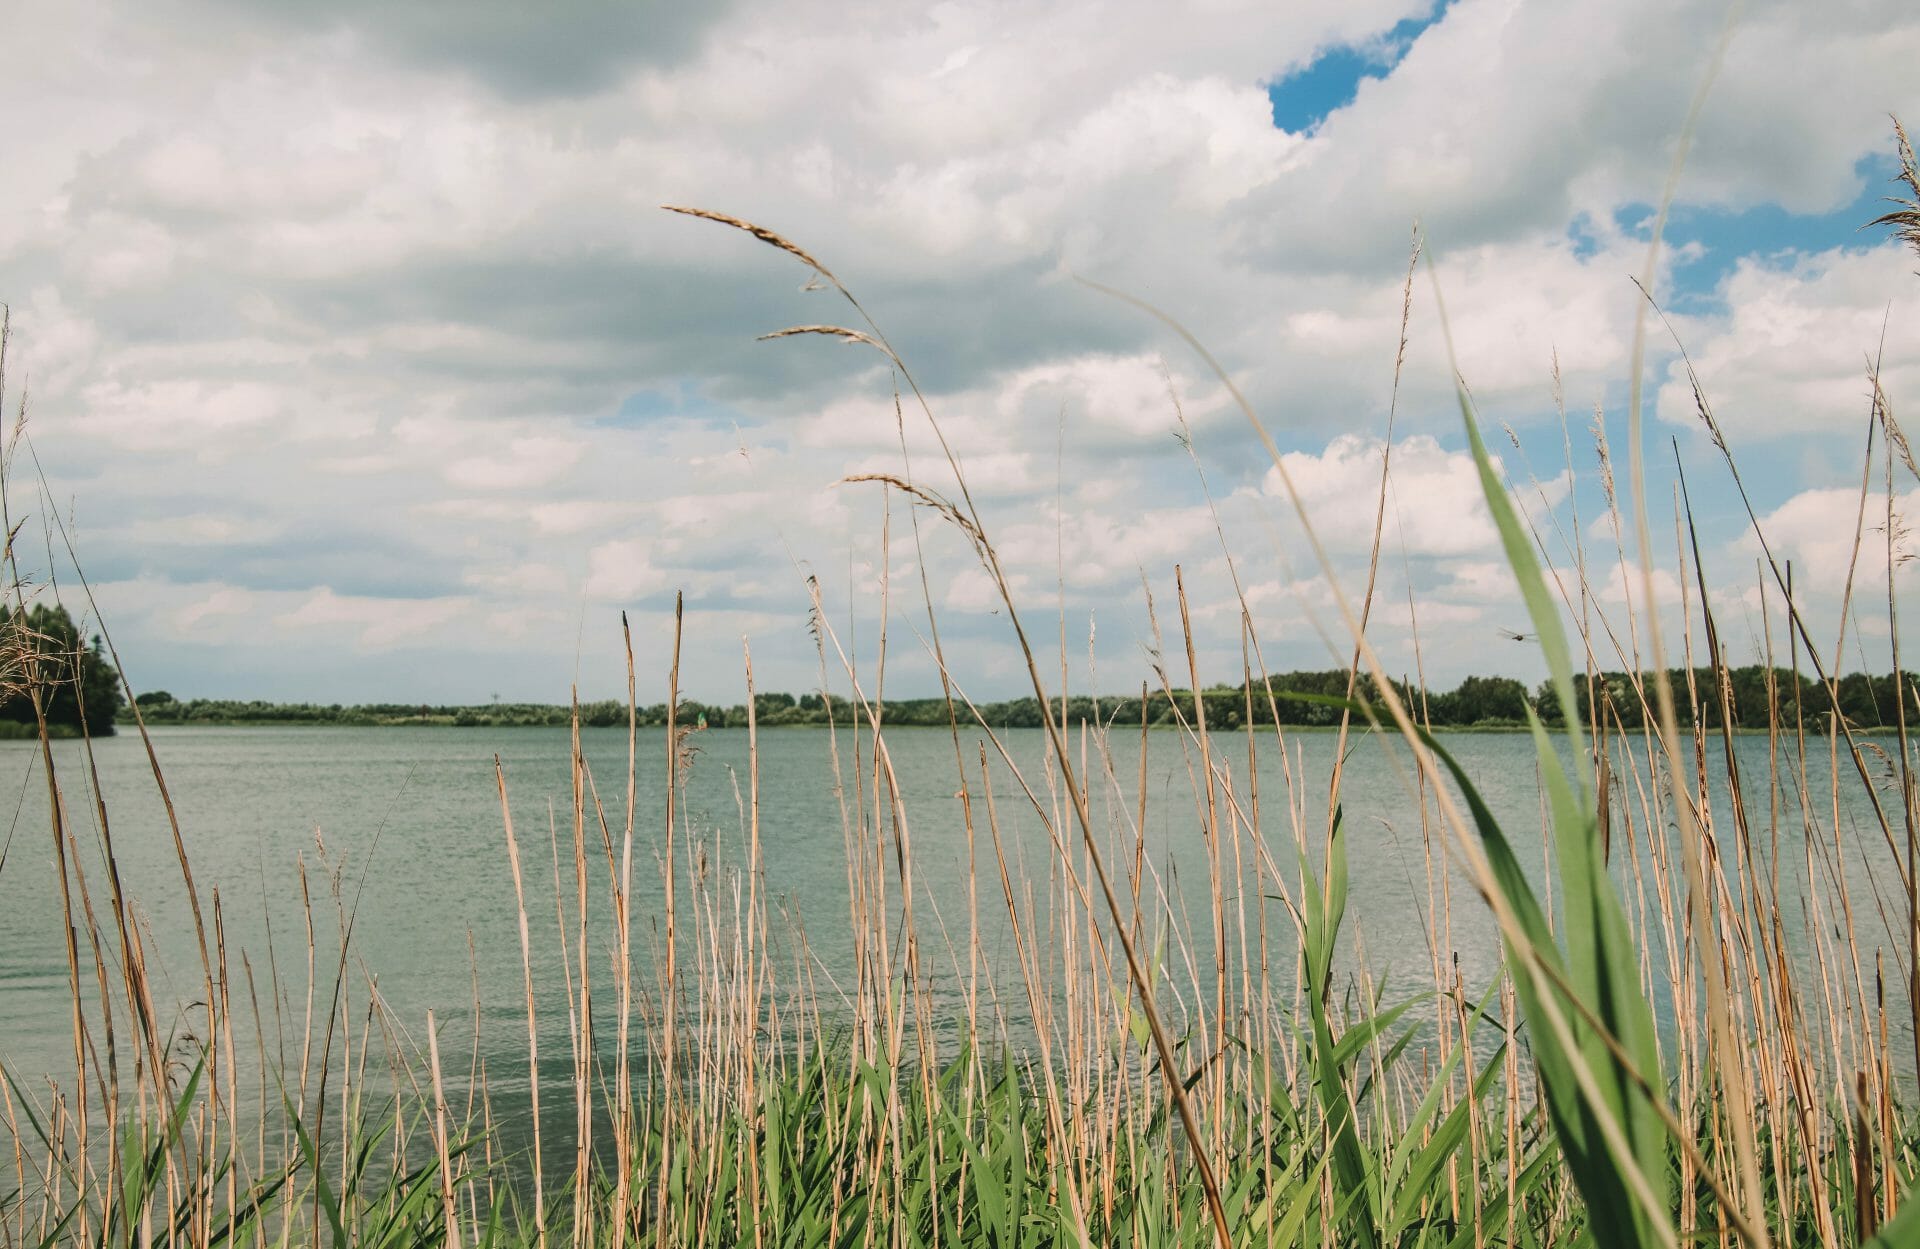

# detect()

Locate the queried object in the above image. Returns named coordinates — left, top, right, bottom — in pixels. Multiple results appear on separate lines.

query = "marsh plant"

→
left=5, top=126, right=1920, bottom=1249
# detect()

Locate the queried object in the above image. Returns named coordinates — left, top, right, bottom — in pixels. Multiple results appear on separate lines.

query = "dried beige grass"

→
left=1867, top=116, right=1920, bottom=270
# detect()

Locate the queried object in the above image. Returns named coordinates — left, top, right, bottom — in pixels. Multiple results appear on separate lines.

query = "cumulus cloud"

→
left=1657, top=245, right=1920, bottom=442
left=1259, top=433, right=1566, bottom=558
left=1239, top=0, right=1920, bottom=266
left=274, top=586, right=471, bottom=648
left=182, top=0, right=743, bottom=100
left=0, top=0, right=1914, bottom=699
left=1734, top=484, right=1920, bottom=595
left=584, top=538, right=668, bottom=603
left=445, top=435, right=586, bottom=490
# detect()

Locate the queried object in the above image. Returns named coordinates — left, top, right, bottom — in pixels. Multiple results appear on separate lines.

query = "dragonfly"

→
left=1496, top=627, right=1534, bottom=643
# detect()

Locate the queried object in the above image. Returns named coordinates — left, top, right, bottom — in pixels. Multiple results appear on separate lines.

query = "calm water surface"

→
left=0, top=723, right=1907, bottom=1110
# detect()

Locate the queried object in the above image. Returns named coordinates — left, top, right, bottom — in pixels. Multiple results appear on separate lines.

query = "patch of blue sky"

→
left=606, top=380, right=750, bottom=430
left=1266, top=1, right=1456, bottom=134
left=604, top=384, right=783, bottom=457
left=1608, top=152, right=1911, bottom=309
left=1564, top=212, right=1607, bottom=261
left=610, top=383, right=690, bottom=424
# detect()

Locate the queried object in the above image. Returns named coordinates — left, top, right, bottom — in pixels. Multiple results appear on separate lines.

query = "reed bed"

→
left=4, top=178, right=1920, bottom=1248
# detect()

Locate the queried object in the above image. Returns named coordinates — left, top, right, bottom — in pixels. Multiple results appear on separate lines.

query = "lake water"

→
left=0, top=721, right=1910, bottom=1125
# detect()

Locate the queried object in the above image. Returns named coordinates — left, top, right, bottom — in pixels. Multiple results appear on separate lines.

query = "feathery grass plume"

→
left=661, top=206, right=839, bottom=282
left=670, top=203, right=1237, bottom=1247
left=1867, top=116, right=1920, bottom=270
left=757, top=325, right=887, bottom=350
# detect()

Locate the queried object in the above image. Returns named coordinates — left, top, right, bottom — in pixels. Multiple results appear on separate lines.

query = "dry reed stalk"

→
left=607, top=614, right=638, bottom=1247
left=567, top=696, right=593, bottom=1249
left=293, top=856, right=321, bottom=1236
left=20, top=448, right=226, bottom=1139
left=496, top=759, right=547, bottom=1249
left=871, top=498, right=944, bottom=1229
left=1619, top=85, right=1772, bottom=1229
left=1871, top=368, right=1920, bottom=1094
left=1171, top=569, right=1227, bottom=1148
left=538, top=802, right=581, bottom=1242
left=1867, top=116, right=1920, bottom=268
left=1668, top=316, right=1908, bottom=916
left=461, top=930, right=486, bottom=1232
left=1327, top=226, right=1422, bottom=859
left=1, top=1065, right=27, bottom=1246
left=1131, top=255, right=1726, bottom=1245
left=1676, top=464, right=1793, bottom=1249
left=213, top=891, right=238, bottom=1249
left=657, top=590, right=684, bottom=1234
left=888, top=378, right=992, bottom=1129
left=47, top=783, right=108, bottom=1247
left=426, top=1010, right=461, bottom=1249
left=741, top=637, right=768, bottom=1249
left=673, top=205, right=1235, bottom=1246
left=977, top=743, right=1094, bottom=1245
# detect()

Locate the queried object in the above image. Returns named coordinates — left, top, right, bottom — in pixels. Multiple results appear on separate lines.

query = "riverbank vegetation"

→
left=120, top=661, right=1919, bottom=732
left=6, top=123, right=1920, bottom=1249
left=0, top=601, right=122, bottom=736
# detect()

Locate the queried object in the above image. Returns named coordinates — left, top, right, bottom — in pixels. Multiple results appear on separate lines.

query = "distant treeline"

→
left=125, top=665, right=1916, bottom=733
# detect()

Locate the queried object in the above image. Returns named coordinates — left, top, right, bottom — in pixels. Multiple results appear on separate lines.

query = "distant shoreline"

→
left=99, top=722, right=1910, bottom=737
left=106, top=712, right=1906, bottom=737
left=112, top=668, right=1912, bottom=736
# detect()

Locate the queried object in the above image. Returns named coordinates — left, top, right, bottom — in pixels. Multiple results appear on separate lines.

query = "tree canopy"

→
left=121, top=663, right=1916, bottom=736
left=0, top=602, right=124, bottom=736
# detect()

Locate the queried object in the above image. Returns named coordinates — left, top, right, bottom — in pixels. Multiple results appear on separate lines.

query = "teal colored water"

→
left=0, top=722, right=1906, bottom=1113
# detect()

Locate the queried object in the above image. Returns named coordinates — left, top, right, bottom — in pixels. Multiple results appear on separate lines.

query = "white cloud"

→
left=1657, top=245, right=1920, bottom=442
left=1264, top=433, right=1524, bottom=558
left=527, top=500, right=650, bottom=536
left=75, top=377, right=286, bottom=451
left=273, top=586, right=470, bottom=648
left=2, top=0, right=1914, bottom=700
left=1593, top=558, right=1688, bottom=611
left=11, top=288, right=100, bottom=395
left=1438, top=560, right=1516, bottom=602
left=1240, top=0, right=1920, bottom=263
left=1734, top=484, right=1920, bottom=595
left=115, top=512, right=278, bottom=546
left=994, top=503, right=1219, bottom=592
left=584, top=538, right=668, bottom=602
left=445, top=434, right=586, bottom=490
left=463, top=560, right=574, bottom=600
left=944, top=566, right=1003, bottom=614
left=174, top=585, right=255, bottom=631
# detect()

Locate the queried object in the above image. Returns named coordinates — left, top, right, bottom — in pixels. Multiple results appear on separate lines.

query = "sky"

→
left=2, top=0, right=1918, bottom=706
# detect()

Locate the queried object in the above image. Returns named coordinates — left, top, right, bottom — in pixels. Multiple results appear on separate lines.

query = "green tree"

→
left=0, top=602, right=123, bottom=736
left=1443, top=674, right=1530, bottom=724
